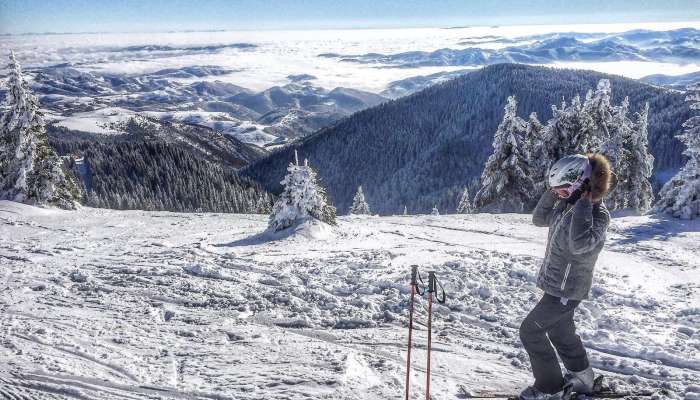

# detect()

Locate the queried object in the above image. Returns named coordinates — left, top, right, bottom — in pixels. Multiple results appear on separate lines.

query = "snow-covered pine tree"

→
left=268, top=152, right=336, bottom=231
left=582, top=79, right=613, bottom=150
left=431, top=205, right=439, bottom=216
left=456, top=187, right=472, bottom=214
left=0, top=51, right=80, bottom=209
left=403, top=205, right=408, bottom=216
left=525, top=112, right=547, bottom=193
left=473, top=96, right=535, bottom=213
left=349, top=185, right=371, bottom=215
left=604, top=97, right=632, bottom=210
left=625, top=103, right=654, bottom=213
left=654, top=83, right=700, bottom=219
left=541, top=80, right=614, bottom=174
left=255, top=195, right=271, bottom=214
left=542, top=96, right=586, bottom=164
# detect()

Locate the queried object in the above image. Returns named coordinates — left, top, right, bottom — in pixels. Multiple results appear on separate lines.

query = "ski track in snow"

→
left=0, top=200, right=699, bottom=399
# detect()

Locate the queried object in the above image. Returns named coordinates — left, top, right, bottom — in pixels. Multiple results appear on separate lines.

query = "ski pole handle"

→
left=410, top=264, right=425, bottom=295
left=427, top=271, right=446, bottom=303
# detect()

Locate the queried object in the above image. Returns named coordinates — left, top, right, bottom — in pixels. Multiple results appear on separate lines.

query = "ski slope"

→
left=0, top=200, right=699, bottom=399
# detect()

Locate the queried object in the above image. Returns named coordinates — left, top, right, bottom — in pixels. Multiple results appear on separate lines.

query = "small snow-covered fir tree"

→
left=625, top=103, right=654, bottom=213
left=473, top=96, right=535, bottom=213
left=0, top=51, right=80, bottom=209
left=255, top=195, right=272, bottom=214
left=456, top=187, right=472, bottom=214
left=654, top=83, right=700, bottom=219
left=431, top=205, right=440, bottom=216
left=349, top=185, right=371, bottom=215
left=268, top=151, right=336, bottom=231
left=403, top=205, right=408, bottom=216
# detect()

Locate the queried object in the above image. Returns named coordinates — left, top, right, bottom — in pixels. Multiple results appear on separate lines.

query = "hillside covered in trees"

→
left=243, top=64, right=692, bottom=215
left=48, top=119, right=273, bottom=213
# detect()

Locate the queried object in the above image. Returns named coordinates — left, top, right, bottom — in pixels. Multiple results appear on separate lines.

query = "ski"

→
left=458, top=376, right=655, bottom=400
left=571, top=392, right=655, bottom=399
left=457, top=392, right=518, bottom=399
left=457, top=393, right=654, bottom=399
left=566, top=375, right=655, bottom=399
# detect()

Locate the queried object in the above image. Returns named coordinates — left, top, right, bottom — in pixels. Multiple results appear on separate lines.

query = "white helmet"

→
left=548, top=154, right=591, bottom=190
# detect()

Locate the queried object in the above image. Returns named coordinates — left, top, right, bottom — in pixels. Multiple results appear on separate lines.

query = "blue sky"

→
left=1, top=0, right=699, bottom=34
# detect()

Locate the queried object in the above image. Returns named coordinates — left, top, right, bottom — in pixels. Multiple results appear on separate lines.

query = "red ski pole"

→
left=405, top=265, right=423, bottom=400
left=426, top=271, right=446, bottom=400
left=425, top=285, right=433, bottom=400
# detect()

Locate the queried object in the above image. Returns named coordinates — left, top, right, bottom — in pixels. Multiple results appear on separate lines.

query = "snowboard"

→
left=457, top=376, right=655, bottom=399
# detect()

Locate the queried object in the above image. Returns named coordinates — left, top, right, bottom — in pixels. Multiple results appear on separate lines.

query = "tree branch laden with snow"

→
left=0, top=51, right=81, bottom=209
left=654, top=83, right=700, bottom=219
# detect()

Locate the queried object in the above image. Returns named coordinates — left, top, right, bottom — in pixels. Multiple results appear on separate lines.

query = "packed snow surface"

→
left=1, top=200, right=699, bottom=399
left=52, top=107, right=137, bottom=135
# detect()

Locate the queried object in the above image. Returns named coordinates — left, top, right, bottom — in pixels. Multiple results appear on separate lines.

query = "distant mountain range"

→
left=641, top=71, right=700, bottom=89
left=320, top=28, right=700, bottom=68
left=1, top=26, right=694, bottom=153
left=11, top=65, right=386, bottom=148
left=380, top=69, right=474, bottom=98
left=243, top=64, right=692, bottom=215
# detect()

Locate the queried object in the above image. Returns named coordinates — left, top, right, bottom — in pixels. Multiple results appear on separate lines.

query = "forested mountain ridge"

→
left=50, top=115, right=268, bottom=169
left=47, top=117, right=273, bottom=213
left=242, top=64, right=692, bottom=215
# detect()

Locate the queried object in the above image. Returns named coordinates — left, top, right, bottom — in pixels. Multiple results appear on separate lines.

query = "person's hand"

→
left=551, top=188, right=569, bottom=199
left=551, top=186, right=571, bottom=199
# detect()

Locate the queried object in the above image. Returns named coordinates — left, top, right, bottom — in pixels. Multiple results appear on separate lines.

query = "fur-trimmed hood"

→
left=587, top=153, right=611, bottom=203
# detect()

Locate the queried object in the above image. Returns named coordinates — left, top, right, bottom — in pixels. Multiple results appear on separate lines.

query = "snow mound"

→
left=0, top=200, right=63, bottom=216
left=183, top=263, right=226, bottom=280
left=266, top=217, right=337, bottom=241
left=289, top=218, right=337, bottom=240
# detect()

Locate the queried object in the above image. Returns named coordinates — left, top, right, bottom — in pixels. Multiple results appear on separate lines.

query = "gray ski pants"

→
left=519, top=294, right=590, bottom=394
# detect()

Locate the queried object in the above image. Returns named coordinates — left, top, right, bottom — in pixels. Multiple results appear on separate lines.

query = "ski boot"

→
left=519, top=386, right=564, bottom=400
left=563, top=366, right=596, bottom=394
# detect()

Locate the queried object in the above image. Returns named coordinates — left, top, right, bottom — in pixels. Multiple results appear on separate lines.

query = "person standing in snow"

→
left=519, top=154, right=612, bottom=400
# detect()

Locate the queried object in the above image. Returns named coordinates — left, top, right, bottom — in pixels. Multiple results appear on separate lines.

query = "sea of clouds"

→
left=2, top=21, right=699, bottom=93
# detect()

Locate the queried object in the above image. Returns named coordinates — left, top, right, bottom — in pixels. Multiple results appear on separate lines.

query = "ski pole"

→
left=405, top=265, right=424, bottom=400
left=425, top=271, right=446, bottom=400
left=426, top=274, right=433, bottom=400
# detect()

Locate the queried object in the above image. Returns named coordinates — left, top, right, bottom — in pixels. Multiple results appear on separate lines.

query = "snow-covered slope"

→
left=0, top=201, right=699, bottom=399
left=641, top=71, right=700, bottom=89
